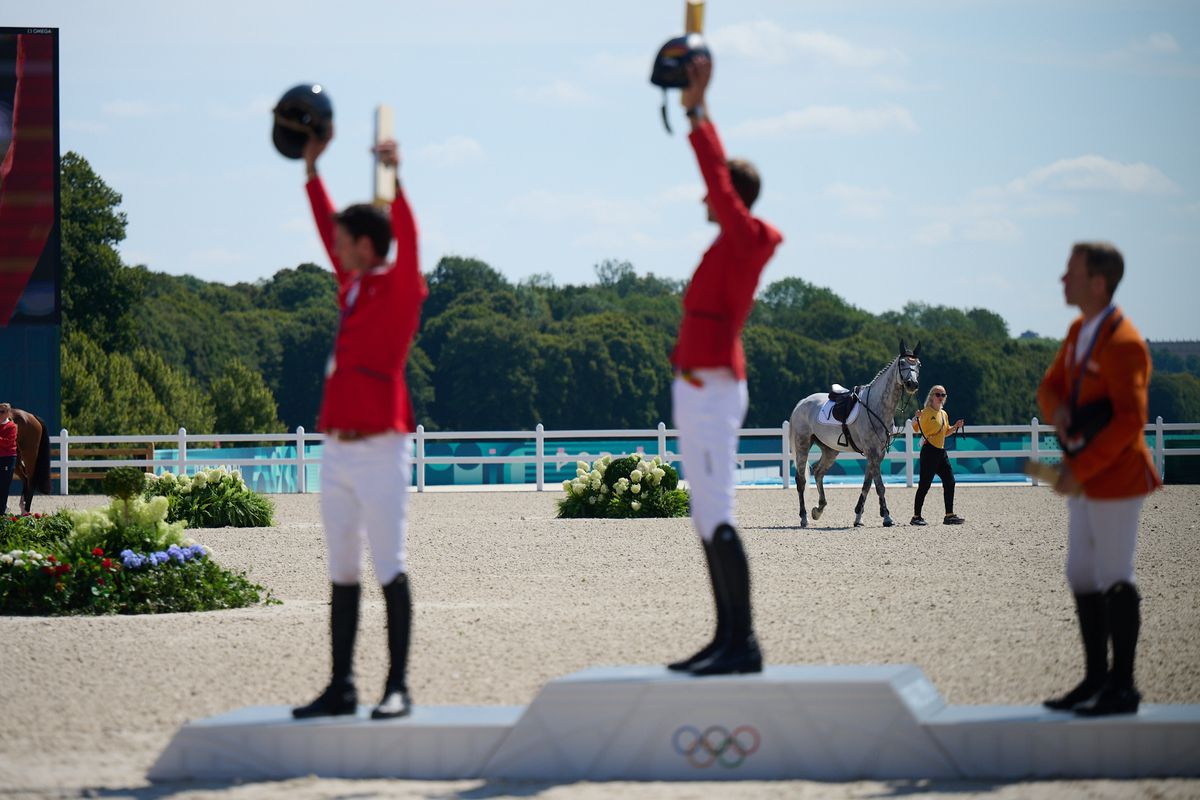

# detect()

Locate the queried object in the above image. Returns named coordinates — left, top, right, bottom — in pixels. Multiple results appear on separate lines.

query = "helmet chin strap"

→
left=660, top=88, right=673, bottom=134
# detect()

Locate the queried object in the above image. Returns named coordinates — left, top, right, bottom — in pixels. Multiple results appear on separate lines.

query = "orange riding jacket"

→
left=1037, top=306, right=1161, bottom=499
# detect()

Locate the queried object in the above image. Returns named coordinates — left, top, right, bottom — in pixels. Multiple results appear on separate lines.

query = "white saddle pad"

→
left=817, top=398, right=861, bottom=427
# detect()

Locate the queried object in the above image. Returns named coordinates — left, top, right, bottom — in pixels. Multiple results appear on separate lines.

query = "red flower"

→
left=101, top=558, right=112, bottom=569
left=96, top=577, right=105, bottom=586
left=41, top=566, right=53, bottom=574
left=33, top=513, right=43, bottom=519
left=91, top=548, right=104, bottom=557
left=47, top=555, right=57, bottom=563
left=56, top=565, right=69, bottom=576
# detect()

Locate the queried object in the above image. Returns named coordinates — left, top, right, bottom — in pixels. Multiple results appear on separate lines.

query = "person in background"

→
left=0, top=403, right=16, bottom=515
left=910, top=385, right=965, bottom=526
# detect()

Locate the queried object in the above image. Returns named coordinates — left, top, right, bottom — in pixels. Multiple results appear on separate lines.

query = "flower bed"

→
left=0, top=488, right=275, bottom=615
left=557, top=454, right=689, bottom=518
left=145, top=468, right=274, bottom=528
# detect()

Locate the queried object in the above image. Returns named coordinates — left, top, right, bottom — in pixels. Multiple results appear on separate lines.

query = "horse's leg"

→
left=811, top=445, right=838, bottom=521
left=20, top=467, right=32, bottom=515
left=872, top=454, right=893, bottom=527
left=853, top=467, right=873, bottom=527
left=794, top=433, right=811, bottom=527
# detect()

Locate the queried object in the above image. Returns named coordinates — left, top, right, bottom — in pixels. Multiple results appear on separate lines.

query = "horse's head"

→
left=898, top=339, right=921, bottom=394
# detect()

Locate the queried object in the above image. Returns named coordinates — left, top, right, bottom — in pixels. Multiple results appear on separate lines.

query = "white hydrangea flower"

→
left=631, top=501, right=641, bottom=511
left=630, top=470, right=643, bottom=483
left=639, top=461, right=652, bottom=473
left=0, top=554, right=12, bottom=565
left=562, top=480, right=572, bottom=493
left=13, top=559, right=24, bottom=567
left=588, top=496, right=597, bottom=504
left=601, top=484, right=609, bottom=494
left=631, top=483, right=641, bottom=494
left=577, top=468, right=587, bottom=478
left=576, top=461, right=590, bottom=471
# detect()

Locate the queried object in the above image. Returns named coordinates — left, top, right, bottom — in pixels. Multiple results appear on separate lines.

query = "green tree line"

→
left=60, top=152, right=1200, bottom=435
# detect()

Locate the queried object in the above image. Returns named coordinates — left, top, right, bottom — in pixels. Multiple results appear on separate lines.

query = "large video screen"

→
left=0, top=27, right=59, bottom=326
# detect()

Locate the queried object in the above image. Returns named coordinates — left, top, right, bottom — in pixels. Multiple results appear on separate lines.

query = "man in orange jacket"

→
left=666, top=56, right=783, bottom=676
left=1037, top=242, right=1161, bottom=717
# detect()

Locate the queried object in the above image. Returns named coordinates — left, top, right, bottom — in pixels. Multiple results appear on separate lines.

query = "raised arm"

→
left=303, top=130, right=345, bottom=278
left=374, top=139, right=419, bottom=278
left=682, top=56, right=756, bottom=238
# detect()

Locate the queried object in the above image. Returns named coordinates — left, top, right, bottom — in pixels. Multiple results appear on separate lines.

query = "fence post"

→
left=1030, top=417, right=1040, bottom=486
left=1155, top=416, right=1165, bottom=480
left=781, top=420, right=790, bottom=490
left=295, top=426, right=306, bottom=494
left=902, top=422, right=912, bottom=491
left=59, top=429, right=69, bottom=496
left=415, top=425, right=425, bottom=493
left=177, top=427, right=187, bottom=475
left=657, top=422, right=667, bottom=462
left=535, top=423, right=545, bottom=492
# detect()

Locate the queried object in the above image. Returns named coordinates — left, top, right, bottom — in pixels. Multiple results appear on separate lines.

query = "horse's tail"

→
left=33, top=416, right=51, bottom=494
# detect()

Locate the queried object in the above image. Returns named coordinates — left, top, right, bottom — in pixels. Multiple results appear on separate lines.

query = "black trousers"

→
left=914, top=443, right=954, bottom=516
left=0, top=455, right=15, bottom=514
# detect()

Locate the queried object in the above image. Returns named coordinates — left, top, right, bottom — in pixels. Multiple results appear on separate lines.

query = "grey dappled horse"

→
left=789, top=342, right=921, bottom=528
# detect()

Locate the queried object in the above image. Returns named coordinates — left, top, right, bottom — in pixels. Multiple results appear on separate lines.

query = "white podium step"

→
left=149, top=665, right=1200, bottom=782
left=148, top=705, right=522, bottom=781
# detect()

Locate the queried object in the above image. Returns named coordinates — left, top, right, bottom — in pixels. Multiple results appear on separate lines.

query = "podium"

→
left=150, top=665, right=1200, bottom=782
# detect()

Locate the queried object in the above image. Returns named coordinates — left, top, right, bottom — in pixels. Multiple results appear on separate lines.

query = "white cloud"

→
left=508, top=190, right=648, bottom=227
left=709, top=20, right=903, bottom=68
left=63, top=119, right=109, bottom=134
left=101, top=100, right=158, bottom=118
left=1108, top=32, right=1182, bottom=60
left=825, top=183, right=892, bottom=219
left=585, top=52, right=648, bottom=81
left=187, top=247, right=245, bottom=265
left=412, top=135, right=484, bottom=167
left=514, top=79, right=594, bottom=106
left=1005, top=155, right=1180, bottom=195
left=961, top=218, right=1023, bottom=244
left=914, top=222, right=953, bottom=246
left=731, top=105, right=917, bottom=138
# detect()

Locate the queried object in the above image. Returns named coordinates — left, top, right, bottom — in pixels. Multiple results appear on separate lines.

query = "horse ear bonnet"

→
left=272, top=83, right=334, bottom=160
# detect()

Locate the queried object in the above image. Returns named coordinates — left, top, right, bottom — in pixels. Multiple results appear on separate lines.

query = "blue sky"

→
left=6, top=0, right=1199, bottom=340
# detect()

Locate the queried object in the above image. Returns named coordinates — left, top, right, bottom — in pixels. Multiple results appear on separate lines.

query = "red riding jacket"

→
left=671, top=120, right=783, bottom=378
left=307, top=177, right=428, bottom=434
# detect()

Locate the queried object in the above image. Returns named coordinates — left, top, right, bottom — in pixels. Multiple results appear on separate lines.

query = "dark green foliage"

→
left=0, top=511, right=74, bottom=553
left=102, top=467, right=147, bottom=501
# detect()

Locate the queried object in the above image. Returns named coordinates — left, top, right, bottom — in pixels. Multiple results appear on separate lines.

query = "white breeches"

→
left=1065, top=494, right=1143, bottom=593
left=673, top=371, right=749, bottom=542
left=320, top=432, right=412, bottom=585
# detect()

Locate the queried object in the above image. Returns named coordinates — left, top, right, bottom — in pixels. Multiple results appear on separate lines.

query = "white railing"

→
left=46, top=418, right=1200, bottom=495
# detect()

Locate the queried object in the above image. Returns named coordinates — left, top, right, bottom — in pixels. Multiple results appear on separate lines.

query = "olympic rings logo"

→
left=671, top=724, right=761, bottom=768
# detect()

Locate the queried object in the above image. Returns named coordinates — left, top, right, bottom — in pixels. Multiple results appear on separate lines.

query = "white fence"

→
left=46, top=417, right=1200, bottom=495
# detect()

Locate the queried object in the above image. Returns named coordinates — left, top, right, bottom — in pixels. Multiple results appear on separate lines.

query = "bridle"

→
left=860, top=356, right=921, bottom=447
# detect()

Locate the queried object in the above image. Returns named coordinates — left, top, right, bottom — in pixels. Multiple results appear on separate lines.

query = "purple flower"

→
left=187, top=544, right=207, bottom=560
left=151, top=551, right=168, bottom=566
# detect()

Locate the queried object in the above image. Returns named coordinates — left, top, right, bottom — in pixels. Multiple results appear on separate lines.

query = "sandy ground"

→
left=1, top=484, right=1198, bottom=800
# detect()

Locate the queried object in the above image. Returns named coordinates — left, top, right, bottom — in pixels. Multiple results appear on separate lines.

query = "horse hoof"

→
left=800, top=520, right=808, bottom=529
left=811, top=508, right=823, bottom=521
left=883, top=517, right=894, bottom=527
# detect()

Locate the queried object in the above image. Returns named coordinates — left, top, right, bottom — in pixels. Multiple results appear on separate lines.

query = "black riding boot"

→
left=1044, top=592, right=1108, bottom=710
left=1077, top=582, right=1141, bottom=716
left=293, top=582, right=360, bottom=719
left=689, top=525, right=763, bottom=676
left=373, top=573, right=413, bottom=719
left=668, top=538, right=729, bottom=672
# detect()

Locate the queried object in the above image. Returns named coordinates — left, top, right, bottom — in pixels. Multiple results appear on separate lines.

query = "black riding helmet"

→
left=649, top=33, right=711, bottom=133
left=272, top=83, right=333, bottom=159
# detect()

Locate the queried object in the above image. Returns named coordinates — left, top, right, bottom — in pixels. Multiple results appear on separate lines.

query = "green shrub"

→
left=0, top=511, right=74, bottom=553
left=558, top=454, right=689, bottom=519
left=144, top=468, right=274, bottom=528
left=102, top=467, right=147, bottom=501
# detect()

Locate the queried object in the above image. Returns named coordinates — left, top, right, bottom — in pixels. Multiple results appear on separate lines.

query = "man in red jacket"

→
left=292, top=124, right=428, bottom=721
left=667, top=56, right=783, bottom=676
left=1038, top=242, right=1160, bottom=716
